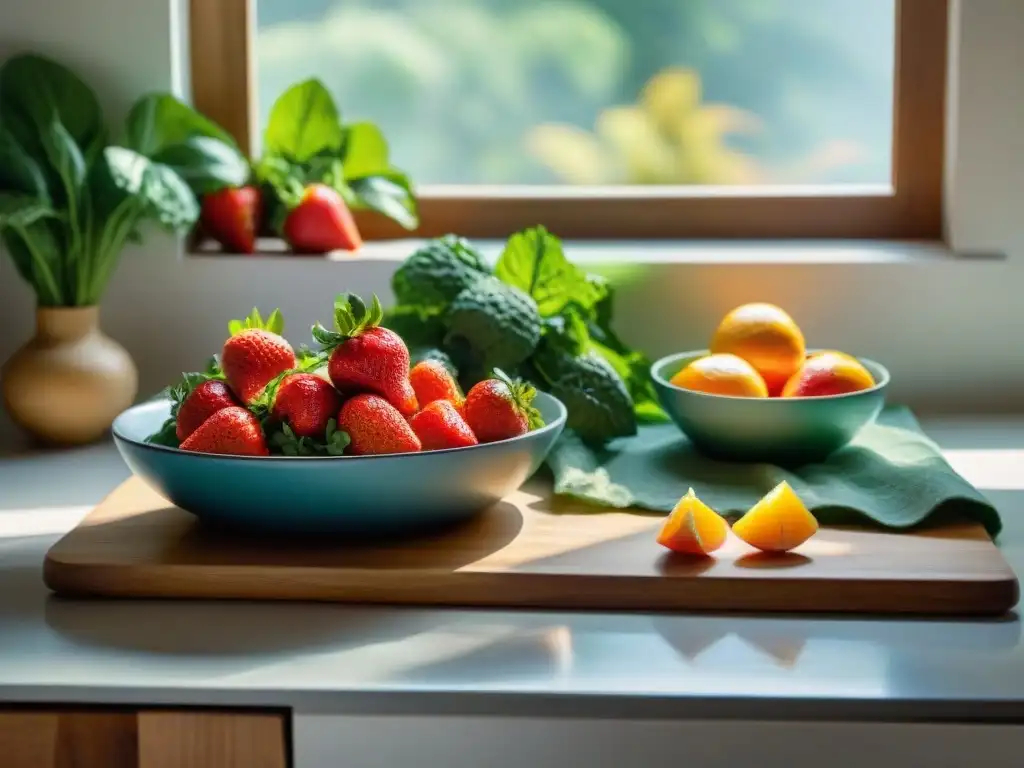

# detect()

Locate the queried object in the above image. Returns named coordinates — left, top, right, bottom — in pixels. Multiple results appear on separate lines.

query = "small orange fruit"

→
left=657, top=488, right=730, bottom=555
left=781, top=351, right=875, bottom=398
left=710, top=303, right=806, bottom=396
left=670, top=354, right=769, bottom=398
left=732, top=481, right=818, bottom=553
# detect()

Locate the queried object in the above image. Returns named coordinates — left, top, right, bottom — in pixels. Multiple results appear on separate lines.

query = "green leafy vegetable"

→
left=385, top=226, right=662, bottom=443
left=125, top=93, right=250, bottom=198
left=125, top=93, right=238, bottom=156
left=100, top=146, right=199, bottom=231
left=341, top=122, right=390, bottom=179
left=532, top=330, right=637, bottom=443
left=391, top=235, right=490, bottom=310
left=0, top=193, right=57, bottom=229
left=585, top=284, right=668, bottom=423
left=347, top=173, right=418, bottom=230
left=151, top=137, right=249, bottom=195
left=0, top=53, right=106, bottom=171
left=444, top=276, right=542, bottom=379
left=0, top=54, right=217, bottom=307
left=495, top=225, right=606, bottom=317
left=382, top=305, right=447, bottom=350
left=264, top=78, right=344, bottom=162
left=0, top=128, right=50, bottom=199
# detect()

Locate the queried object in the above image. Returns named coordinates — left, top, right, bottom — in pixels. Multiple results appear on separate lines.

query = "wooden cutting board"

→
left=44, top=477, right=1019, bottom=616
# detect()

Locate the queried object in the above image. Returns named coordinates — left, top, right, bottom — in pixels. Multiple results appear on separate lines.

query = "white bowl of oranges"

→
left=651, top=303, right=889, bottom=464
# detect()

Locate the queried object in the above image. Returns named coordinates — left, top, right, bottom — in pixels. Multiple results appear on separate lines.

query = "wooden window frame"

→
left=190, top=0, right=947, bottom=241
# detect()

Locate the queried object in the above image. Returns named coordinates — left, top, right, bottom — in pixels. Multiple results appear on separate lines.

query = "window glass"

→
left=256, top=0, right=895, bottom=186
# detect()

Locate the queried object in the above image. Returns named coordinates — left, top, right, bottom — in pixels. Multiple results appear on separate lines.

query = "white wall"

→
left=1, top=0, right=1023, bottom=412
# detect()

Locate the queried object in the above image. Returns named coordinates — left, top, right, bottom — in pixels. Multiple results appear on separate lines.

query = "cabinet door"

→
left=0, top=709, right=287, bottom=768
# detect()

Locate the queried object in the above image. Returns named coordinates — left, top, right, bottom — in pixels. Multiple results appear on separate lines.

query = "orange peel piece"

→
left=732, top=481, right=819, bottom=553
left=657, top=488, right=729, bottom=555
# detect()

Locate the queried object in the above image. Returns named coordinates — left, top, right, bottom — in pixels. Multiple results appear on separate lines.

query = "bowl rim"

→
left=650, top=349, right=890, bottom=402
left=113, top=391, right=568, bottom=462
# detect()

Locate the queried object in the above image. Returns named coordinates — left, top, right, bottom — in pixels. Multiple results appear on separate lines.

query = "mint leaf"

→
left=495, top=226, right=604, bottom=317
left=264, top=78, right=343, bottom=162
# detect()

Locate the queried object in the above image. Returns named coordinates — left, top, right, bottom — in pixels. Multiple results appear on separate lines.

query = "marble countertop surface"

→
left=2, top=412, right=1024, bottom=720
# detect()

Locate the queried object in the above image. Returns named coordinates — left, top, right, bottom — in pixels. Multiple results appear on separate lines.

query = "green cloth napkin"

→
left=546, top=406, right=1002, bottom=538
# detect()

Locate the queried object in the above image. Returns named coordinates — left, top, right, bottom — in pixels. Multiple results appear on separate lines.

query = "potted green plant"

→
left=0, top=53, right=248, bottom=444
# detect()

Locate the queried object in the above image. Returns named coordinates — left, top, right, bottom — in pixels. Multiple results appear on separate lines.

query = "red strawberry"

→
left=270, top=372, right=342, bottom=439
left=283, top=184, right=363, bottom=254
left=409, top=360, right=463, bottom=410
left=175, top=379, right=239, bottom=441
left=337, top=394, right=421, bottom=455
left=201, top=186, right=261, bottom=254
left=409, top=400, right=478, bottom=451
left=221, top=308, right=297, bottom=404
left=463, top=370, right=543, bottom=444
left=315, top=294, right=418, bottom=417
left=179, top=407, right=269, bottom=456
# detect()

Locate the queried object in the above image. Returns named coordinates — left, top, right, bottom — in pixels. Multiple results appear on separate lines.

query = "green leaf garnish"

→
left=267, top=418, right=351, bottom=457
left=494, top=226, right=605, bottom=317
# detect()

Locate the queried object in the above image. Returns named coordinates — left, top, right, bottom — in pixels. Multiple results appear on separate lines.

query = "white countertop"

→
left=2, top=413, right=1024, bottom=720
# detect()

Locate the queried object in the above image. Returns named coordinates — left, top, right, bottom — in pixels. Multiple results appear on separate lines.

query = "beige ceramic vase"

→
left=1, top=306, right=138, bottom=445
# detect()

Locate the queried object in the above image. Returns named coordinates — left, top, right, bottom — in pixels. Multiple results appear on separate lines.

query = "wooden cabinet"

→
left=0, top=709, right=287, bottom=768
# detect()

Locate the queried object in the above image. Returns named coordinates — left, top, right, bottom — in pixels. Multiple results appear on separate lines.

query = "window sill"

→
left=188, top=238, right=1005, bottom=266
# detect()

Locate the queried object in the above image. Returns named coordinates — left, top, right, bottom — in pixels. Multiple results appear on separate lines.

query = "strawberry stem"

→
left=228, top=307, right=285, bottom=337
left=492, top=368, right=545, bottom=430
left=333, top=293, right=384, bottom=336
left=313, top=293, right=384, bottom=351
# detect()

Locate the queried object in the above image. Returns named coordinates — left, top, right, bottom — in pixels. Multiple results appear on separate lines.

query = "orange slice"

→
left=657, top=488, right=729, bottom=555
left=732, top=481, right=819, bottom=553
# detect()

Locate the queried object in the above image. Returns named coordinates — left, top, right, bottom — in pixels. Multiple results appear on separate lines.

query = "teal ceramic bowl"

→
left=651, top=350, right=889, bottom=464
left=112, top=393, right=566, bottom=536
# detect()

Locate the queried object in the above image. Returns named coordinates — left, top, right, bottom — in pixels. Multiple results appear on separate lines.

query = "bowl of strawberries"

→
left=112, top=295, right=566, bottom=536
